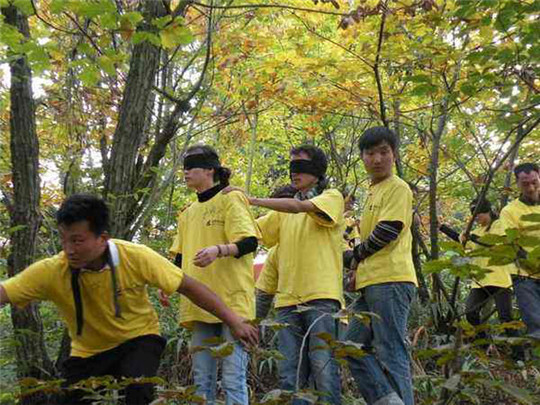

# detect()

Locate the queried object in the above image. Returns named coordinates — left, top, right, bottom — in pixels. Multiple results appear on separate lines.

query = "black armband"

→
left=234, top=236, right=258, bottom=258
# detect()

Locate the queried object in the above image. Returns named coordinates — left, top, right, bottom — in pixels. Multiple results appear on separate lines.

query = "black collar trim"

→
left=197, top=184, right=225, bottom=202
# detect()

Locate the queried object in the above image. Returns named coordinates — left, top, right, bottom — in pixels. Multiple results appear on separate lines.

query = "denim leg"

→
left=513, top=276, right=540, bottom=337
left=191, top=322, right=219, bottom=404
left=344, top=295, right=394, bottom=405
left=364, top=283, right=415, bottom=405
left=276, top=306, right=309, bottom=394
left=221, top=326, right=249, bottom=405
left=304, top=300, right=342, bottom=405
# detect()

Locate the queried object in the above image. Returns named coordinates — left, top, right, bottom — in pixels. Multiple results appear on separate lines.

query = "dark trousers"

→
left=465, top=286, right=513, bottom=327
left=61, top=334, right=166, bottom=405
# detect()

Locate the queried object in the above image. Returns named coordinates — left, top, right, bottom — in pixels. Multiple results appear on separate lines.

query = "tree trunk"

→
left=2, top=4, right=54, bottom=403
left=104, top=0, right=167, bottom=238
left=500, top=125, right=521, bottom=208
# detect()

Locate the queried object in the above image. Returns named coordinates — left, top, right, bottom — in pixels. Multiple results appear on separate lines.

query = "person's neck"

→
left=299, top=184, right=317, bottom=195
left=520, top=194, right=539, bottom=206
left=195, top=181, right=216, bottom=194
left=84, top=250, right=108, bottom=271
left=370, top=173, right=392, bottom=186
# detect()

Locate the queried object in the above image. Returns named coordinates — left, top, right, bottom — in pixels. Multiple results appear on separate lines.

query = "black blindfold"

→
left=289, top=159, right=324, bottom=178
left=184, top=154, right=220, bottom=170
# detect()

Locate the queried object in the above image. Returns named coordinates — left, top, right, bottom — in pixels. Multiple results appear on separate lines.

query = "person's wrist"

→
left=216, top=245, right=223, bottom=257
left=227, top=313, right=243, bottom=330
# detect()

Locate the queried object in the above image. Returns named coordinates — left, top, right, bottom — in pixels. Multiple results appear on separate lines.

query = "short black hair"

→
left=470, top=197, right=492, bottom=215
left=290, top=144, right=328, bottom=176
left=270, top=184, right=297, bottom=199
left=57, top=194, right=109, bottom=236
left=470, top=197, right=498, bottom=222
left=514, top=162, right=539, bottom=178
left=358, top=126, right=399, bottom=153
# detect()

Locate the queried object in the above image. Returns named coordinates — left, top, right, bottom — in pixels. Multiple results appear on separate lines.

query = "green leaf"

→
left=122, top=11, right=144, bottom=25
left=69, top=0, right=116, bottom=18
left=441, top=240, right=465, bottom=255
left=132, top=31, right=161, bottom=47
left=528, top=246, right=540, bottom=261
left=160, top=25, right=194, bottom=49
left=518, top=235, right=540, bottom=248
left=50, top=0, right=67, bottom=14
left=98, top=55, right=116, bottom=76
left=260, top=320, right=289, bottom=331
left=423, top=259, right=451, bottom=274
left=12, top=0, right=34, bottom=16
left=410, top=83, right=437, bottom=97
left=208, top=342, right=234, bottom=358
left=478, top=233, right=506, bottom=245
left=442, top=374, right=461, bottom=391
left=496, top=382, right=536, bottom=405
left=521, top=213, right=540, bottom=223
left=152, top=15, right=173, bottom=29
left=505, top=228, right=519, bottom=242
left=99, top=12, right=118, bottom=30
left=79, top=65, right=100, bottom=86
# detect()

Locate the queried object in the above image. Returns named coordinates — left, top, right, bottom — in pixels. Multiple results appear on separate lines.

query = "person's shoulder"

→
left=502, top=199, right=521, bottom=213
left=22, top=252, right=68, bottom=276
left=320, top=188, right=344, bottom=201
left=221, top=189, right=249, bottom=205
left=385, top=176, right=412, bottom=196
left=37, top=253, right=67, bottom=269
left=112, top=239, right=154, bottom=258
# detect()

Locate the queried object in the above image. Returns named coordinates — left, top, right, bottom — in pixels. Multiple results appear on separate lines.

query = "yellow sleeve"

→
left=256, top=246, right=279, bottom=294
left=169, top=210, right=184, bottom=255
left=256, top=211, right=281, bottom=247
left=224, top=191, right=260, bottom=242
left=308, top=189, right=344, bottom=227
left=139, top=246, right=184, bottom=296
left=1, top=260, right=53, bottom=307
left=378, top=183, right=412, bottom=223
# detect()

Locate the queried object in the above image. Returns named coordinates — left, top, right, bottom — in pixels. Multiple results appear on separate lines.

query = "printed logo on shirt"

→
left=202, top=205, right=225, bottom=227
left=206, top=219, right=225, bottom=227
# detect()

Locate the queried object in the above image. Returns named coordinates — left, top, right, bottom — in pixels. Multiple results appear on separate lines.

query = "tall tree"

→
left=1, top=3, right=53, bottom=403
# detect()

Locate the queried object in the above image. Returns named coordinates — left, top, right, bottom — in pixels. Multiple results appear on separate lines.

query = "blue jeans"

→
left=276, top=299, right=342, bottom=405
left=512, top=276, right=540, bottom=337
left=344, top=283, right=416, bottom=405
left=191, top=322, right=249, bottom=405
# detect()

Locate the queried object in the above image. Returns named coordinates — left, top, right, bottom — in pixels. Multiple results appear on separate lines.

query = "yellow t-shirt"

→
left=1, top=240, right=184, bottom=358
left=256, top=246, right=279, bottom=294
left=469, top=224, right=512, bottom=289
left=256, top=188, right=345, bottom=308
left=355, top=175, right=418, bottom=289
left=499, top=199, right=540, bottom=279
left=170, top=190, right=259, bottom=325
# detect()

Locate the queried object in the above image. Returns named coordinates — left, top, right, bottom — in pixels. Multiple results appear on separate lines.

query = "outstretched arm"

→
left=249, top=197, right=321, bottom=214
left=177, top=275, right=258, bottom=346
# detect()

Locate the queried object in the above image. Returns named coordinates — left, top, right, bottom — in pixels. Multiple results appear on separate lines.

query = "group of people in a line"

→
left=0, top=126, right=538, bottom=405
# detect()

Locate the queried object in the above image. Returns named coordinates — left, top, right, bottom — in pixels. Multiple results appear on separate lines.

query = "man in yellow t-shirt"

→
left=235, top=145, right=344, bottom=404
left=0, top=194, right=257, bottom=405
left=344, top=127, right=417, bottom=405
left=499, top=163, right=540, bottom=339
